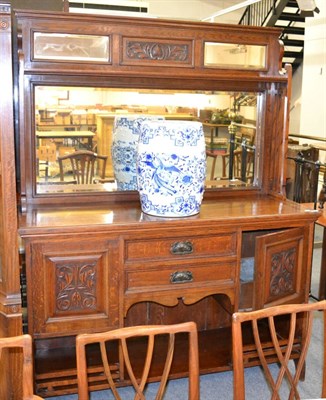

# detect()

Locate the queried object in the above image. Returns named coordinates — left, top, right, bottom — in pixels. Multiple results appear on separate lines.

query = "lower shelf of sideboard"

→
left=34, top=319, right=299, bottom=398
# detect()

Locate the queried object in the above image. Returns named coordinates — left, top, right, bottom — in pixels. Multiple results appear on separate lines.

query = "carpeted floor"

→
left=48, top=241, right=324, bottom=399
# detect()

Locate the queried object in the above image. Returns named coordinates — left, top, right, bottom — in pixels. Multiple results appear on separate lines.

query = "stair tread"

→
left=283, top=51, right=304, bottom=58
left=282, top=39, right=305, bottom=46
left=279, top=13, right=305, bottom=22
left=277, top=26, right=305, bottom=34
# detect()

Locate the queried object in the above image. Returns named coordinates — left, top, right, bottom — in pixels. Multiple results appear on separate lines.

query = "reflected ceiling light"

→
left=296, top=0, right=320, bottom=17
left=201, top=0, right=262, bottom=22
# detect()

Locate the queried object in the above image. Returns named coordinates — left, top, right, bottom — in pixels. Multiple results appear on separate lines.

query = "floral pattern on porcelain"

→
left=111, top=115, right=164, bottom=190
left=137, top=120, right=206, bottom=217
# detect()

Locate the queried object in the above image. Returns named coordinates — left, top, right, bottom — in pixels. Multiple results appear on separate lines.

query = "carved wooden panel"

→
left=26, top=237, right=119, bottom=337
left=53, top=256, right=99, bottom=314
left=121, top=37, right=194, bottom=67
left=253, top=227, right=306, bottom=310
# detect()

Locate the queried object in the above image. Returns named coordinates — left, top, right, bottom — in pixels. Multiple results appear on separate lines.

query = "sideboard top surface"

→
left=18, top=195, right=320, bottom=237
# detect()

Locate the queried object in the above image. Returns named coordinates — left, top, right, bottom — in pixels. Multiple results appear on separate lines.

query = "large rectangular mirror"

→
left=34, top=86, right=261, bottom=195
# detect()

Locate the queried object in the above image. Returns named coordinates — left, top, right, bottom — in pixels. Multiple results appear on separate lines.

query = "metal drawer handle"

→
left=170, top=241, right=193, bottom=255
left=170, top=270, right=193, bottom=284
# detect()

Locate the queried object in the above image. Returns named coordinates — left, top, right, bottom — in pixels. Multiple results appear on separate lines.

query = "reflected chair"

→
left=76, top=321, right=199, bottom=400
left=58, top=150, right=108, bottom=184
left=221, top=124, right=256, bottom=183
left=0, top=334, right=43, bottom=399
left=232, top=300, right=326, bottom=400
left=36, top=143, right=57, bottom=180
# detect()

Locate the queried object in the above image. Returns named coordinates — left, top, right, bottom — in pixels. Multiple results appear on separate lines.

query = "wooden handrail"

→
left=289, top=133, right=326, bottom=143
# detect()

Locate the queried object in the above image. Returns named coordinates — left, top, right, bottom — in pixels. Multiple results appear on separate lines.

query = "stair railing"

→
left=239, top=0, right=277, bottom=26
left=287, top=153, right=326, bottom=209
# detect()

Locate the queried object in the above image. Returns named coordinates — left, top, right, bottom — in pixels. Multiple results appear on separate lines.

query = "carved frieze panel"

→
left=121, top=37, right=193, bottom=67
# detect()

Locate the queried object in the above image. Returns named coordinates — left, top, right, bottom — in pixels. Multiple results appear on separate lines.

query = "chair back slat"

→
left=0, top=334, right=43, bottom=400
left=76, top=322, right=199, bottom=400
left=58, top=150, right=107, bottom=184
left=232, top=300, right=326, bottom=400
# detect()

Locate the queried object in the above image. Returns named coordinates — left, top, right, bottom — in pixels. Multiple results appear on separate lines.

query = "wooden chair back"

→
left=76, top=321, right=199, bottom=400
left=0, top=334, right=43, bottom=399
left=232, top=300, right=326, bottom=400
left=58, top=150, right=107, bottom=184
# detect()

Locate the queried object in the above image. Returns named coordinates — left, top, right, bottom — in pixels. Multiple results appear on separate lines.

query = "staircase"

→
left=239, top=0, right=305, bottom=73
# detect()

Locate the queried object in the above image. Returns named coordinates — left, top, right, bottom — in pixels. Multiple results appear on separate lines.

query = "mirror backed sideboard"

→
left=0, top=5, right=321, bottom=398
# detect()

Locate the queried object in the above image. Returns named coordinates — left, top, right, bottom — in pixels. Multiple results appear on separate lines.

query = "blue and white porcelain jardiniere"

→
left=111, top=115, right=164, bottom=190
left=137, top=120, right=206, bottom=217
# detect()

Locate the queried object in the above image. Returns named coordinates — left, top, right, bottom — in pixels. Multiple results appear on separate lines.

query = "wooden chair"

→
left=76, top=321, right=199, bottom=400
left=58, top=150, right=108, bottom=184
left=0, top=334, right=43, bottom=399
left=232, top=300, right=326, bottom=400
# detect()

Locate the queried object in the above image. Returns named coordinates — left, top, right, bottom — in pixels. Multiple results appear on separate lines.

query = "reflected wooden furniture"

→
left=36, top=144, right=57, bottom=180
left=221, top=124, right=256, bottom=182
left=96, top=114, right=115, bottom=178
left=0, top=334, right=44, bottom=400
left=36, top=130, right=95, bottom=150
left=37, top=182, right=116, bottom=194
left=232, top=300, right=326, bottom=400
left=206, top=150, right=219, bottom=180
left=203, top=122, right=229, bottom=148
left=76, top=322, right=199, bottom=400
left=222, top=149, right=255, bottom=182
left=58, top=150, right=108, bottom=184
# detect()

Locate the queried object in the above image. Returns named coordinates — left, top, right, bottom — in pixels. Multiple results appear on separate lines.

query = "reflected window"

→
left=34, top=33, right=110, bottom=62
left=204, top=42, right=266, bottom=70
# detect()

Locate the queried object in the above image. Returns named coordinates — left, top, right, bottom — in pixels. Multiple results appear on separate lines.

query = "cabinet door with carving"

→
left=25, top=236, right=120, bottom=337
left=252, top=227, right=309, bottom=310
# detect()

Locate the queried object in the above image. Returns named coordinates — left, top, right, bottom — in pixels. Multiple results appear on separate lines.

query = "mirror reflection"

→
left=34, top=86, right=259, bottom=194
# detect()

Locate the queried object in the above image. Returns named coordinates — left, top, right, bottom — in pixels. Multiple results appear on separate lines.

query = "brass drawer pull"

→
left=170, top=270, right=193, bottom=284
left=170, top=241, right=193, bottom=255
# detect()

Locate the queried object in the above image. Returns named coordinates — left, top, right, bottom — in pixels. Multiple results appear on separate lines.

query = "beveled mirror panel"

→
left=33, top=33, right=110, bottom=62
left=204, top=42, right=266, bottom=70
left=34, top=86, right=260, bottom=195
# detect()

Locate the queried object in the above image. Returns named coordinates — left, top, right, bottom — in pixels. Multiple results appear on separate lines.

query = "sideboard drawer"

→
left=125, top=232, right=237, bottom=262
left=125, top=261, right=236, bottom=293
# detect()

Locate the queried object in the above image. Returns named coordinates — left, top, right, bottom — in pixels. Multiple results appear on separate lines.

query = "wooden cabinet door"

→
left=253, top=227, right=307, bottom=310
left=26, top=236, right=120, bottom=337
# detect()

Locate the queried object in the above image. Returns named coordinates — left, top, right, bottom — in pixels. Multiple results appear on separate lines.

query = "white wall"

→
left=299, top=0, right=326, bottom=159
left=148, top=0, right=243, bottom=23
left=289, top=63, right=303, bottom=134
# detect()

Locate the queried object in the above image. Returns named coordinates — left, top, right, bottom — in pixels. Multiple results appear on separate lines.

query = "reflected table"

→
left=37, top=181, right=117, bottom=194
left=36, top=130, right=95, bottom=150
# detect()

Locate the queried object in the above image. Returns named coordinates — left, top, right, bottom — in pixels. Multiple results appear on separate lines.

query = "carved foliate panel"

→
left=269, top=247, right=296, bottom=297
left=122, top=37, right=193, bottom=67
left=55, top=258, right=98, bottom=313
